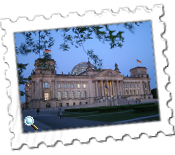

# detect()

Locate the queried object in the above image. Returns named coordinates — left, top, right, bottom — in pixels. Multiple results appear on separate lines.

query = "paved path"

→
left=22, top=110, right=159, bottom=133
left=22, top=110, right=112, bottom=133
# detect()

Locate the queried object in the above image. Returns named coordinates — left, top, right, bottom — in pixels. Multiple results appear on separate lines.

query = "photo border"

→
left=0, top=2, right=175, bottom=151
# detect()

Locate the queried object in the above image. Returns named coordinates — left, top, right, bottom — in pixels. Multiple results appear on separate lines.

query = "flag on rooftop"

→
left=137, top=59, right=142, bottom=63
left=45, top=49, right=51, bottom=53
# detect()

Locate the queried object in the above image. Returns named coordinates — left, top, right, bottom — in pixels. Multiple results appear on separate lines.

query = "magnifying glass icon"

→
left=24, top=116, right=38, bottom=130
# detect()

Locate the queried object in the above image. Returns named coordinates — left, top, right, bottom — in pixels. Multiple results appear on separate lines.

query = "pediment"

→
left=95, top=69, right=123, bottom=78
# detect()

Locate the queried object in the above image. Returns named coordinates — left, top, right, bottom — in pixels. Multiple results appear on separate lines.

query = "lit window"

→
left=77, top=84, right=80, bottom=88
left=58, top=84, right=61, bottom=88
left=83, top=84, right=86, bottom=88
left=65, top=84, right=67, bottom=88
left=83, top=91, right=86, bottom=98
left=137, top=90, right=139, bottom=95
left=71, top=91, right=74, bottom=99
left=65, top=91, right=68, bottom=99
left=77, top=91, right=81, bottom=99
left=58, top=92, right=61, bottom=100
left=44, top=92, right=49, bottom=100
left=126, top=90, right=128, bottom=95
left=43, top=82, right=50, bottom=88
left=71, top=84, right=74, bottom=88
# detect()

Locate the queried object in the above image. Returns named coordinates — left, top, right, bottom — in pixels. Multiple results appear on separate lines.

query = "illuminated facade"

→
left=25, top=58, right=153, bottom=109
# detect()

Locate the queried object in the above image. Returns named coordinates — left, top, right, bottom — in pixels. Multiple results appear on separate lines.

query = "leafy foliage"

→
left=58, top=23, right=141, bottom=69
left=16, top=30, right=55, bottom=97
left=151, top=88, right=158, bottom=99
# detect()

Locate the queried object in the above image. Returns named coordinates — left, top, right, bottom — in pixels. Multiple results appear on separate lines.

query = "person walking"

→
left=59, top=108, right=63, bottom=119
left=36, top=108, right=40, bottom=115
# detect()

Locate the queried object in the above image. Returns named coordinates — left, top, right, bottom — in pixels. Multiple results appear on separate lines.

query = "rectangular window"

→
left=66, top=103, right=69, bottom=106
left=77, top=91, right=80, bottom=99
left=58, top=84, right=61, bottom=88
left=125, top=84, right=127, bottom=88
left=65, top=84, right=67, bottom=88
left=83, top=91, right=86, bottom=98
left=44, top=93, right=49, bottom=100
left=130, top=84, right=131, bottom=87
left=71, top=91, right=74, bottom=99
left=77, top=84, right=80, bottom=88
left=83, top=84, right=86, bottom=88
left=137, top=84, right=139, bottom=87
left=71, top=84, right=74, bottom=88
left=58, top=92, right=61, bottom=100
left=65, top=91, right=68, bottom=99
left=133, top=84, right=135, bottom=87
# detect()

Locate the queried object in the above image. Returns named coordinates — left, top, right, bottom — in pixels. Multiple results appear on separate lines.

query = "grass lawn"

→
left=71, top=111, right=160, bottom=122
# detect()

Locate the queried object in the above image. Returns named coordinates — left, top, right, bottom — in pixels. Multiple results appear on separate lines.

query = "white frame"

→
left=1, top=5, right=172, bottom=149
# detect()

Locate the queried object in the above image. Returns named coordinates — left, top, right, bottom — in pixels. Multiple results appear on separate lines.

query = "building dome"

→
left=71, top=62, right=95, bottom=75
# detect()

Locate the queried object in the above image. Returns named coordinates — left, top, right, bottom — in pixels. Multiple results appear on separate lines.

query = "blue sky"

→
left=15, top=20, right=157, bottom=103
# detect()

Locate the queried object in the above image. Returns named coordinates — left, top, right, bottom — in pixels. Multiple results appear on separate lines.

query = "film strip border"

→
left=0, top=2, right=172, bottom=152
left=0, top=2, right=160, bottom=21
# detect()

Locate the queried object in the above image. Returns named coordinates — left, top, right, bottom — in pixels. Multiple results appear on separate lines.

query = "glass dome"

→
left=71, top=62, right=95, bottom=75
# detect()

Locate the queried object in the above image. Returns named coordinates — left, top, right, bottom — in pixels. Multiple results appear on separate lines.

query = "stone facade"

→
left=25, top=58, right=153, bottom=109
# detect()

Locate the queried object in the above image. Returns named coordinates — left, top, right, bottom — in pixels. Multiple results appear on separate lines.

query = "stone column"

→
left=40, top=79, right=43, bottom=99
left=112, top=80, right=115, bottom=97
left=148, top=81, right=151, bottom=94
left=116, top=81, right=119, bottom=96
left=140, top=81, right=143, bottom=95
left=81, top=82, right=83, bottom=99
left=142, top=82, right=145, bottom=95
left=101, top=80, right=104, bottom=97
left=106, top=81, right=109, bottom=97
left=62, top=82, right=64, bottom=99
left=96, top=81, right=98, bottom=97
left=68, top=82, right=71, bottom=99
left=52, top=80, right=55, bottom=99
left=75, top=82, right=77, bottom=99
left=120, top=81, right=122, bottom=96
left=31, top=81, right=34, bottom=100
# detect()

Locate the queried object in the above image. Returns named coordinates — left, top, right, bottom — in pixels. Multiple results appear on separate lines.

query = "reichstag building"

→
left=25, top=58, right=153, bottom=109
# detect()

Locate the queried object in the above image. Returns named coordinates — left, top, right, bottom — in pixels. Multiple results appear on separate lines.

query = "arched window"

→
left=137, top=90, right=139, bottom=95
left=77, top=91, right=81, bottom=99
left=130, top=90, right=132, bottom=95
left=73, top=102, right=76, bottom=106
left=126, top=90, right=128, bottom=95
left=83, top=91, right=86, bottom=98
left=58, top=92, right=61, bottom=100
left=66, top=103, right=69, bottom=106
left=71, top=91, right=74, bottom=99
left=83, top=84, right=86, bottom=88
left=43, top=82, right=50, bottom=88
left=65, top=91, right=68, bottom=99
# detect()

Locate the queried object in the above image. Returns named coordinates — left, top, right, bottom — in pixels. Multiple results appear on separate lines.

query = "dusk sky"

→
left=14, top=20, right=157, bottom=103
